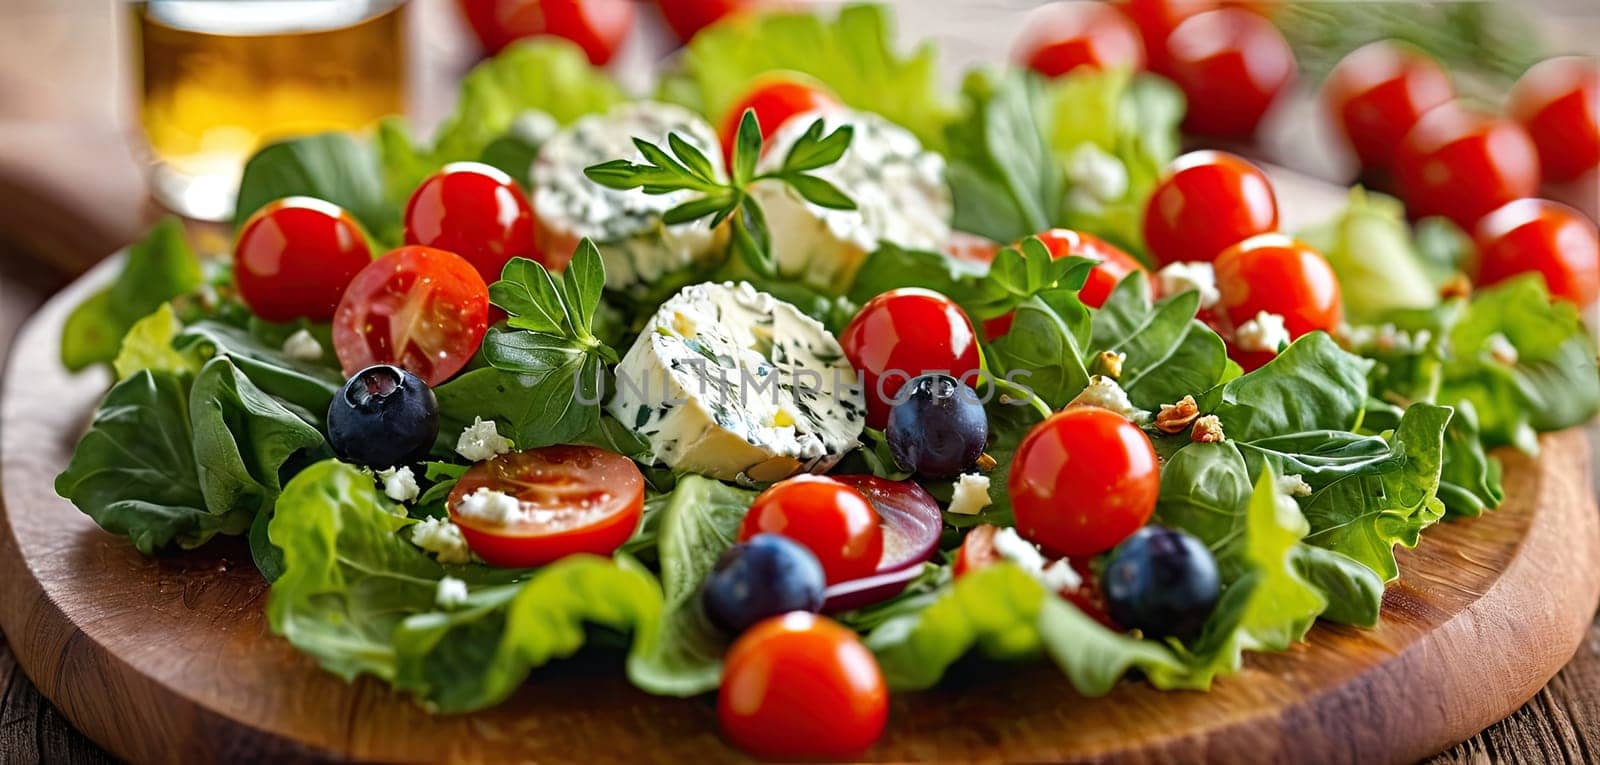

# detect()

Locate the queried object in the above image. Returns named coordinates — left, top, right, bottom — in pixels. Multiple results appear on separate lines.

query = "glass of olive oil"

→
left=132, top=1, right=408, bottom=221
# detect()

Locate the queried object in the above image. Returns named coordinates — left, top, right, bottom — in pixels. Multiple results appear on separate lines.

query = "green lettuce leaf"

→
left=377, top=39, right=624, bottom=203
left=234, top=132, right=396, bottom=241
left=114, top=303, right=202, bottom=379
left=1297, top=188, right=1441, bottom=322
left=61, top=218, right=204, bottom=372
left=659, top=5, right=955, bottom=150
left=628, top=475, right=757, bottom=696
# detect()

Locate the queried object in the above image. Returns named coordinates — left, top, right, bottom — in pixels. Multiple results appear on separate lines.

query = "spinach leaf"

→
left=845, top=244, right=974, bottom=306
left=1089, top=276, right=1230, bottom=409
left=1436, top=400, right=1504, bottom=518
left=1292, top=545, right=1384, bottom=628
left=1154, top=441, right=1255, bottom=578
left=943, top=69, right=1064, bottom=244
left=234, top=133, right=396, bottom=241
left=628, top=475, right=757, bottom=696
left=1201, top=332, right=1373, bottom=442
left=986, top=288, right=1093, bottom=409
left=177, top=320, right=344, bottom=427
left=61, top=218, right=203, bottom=371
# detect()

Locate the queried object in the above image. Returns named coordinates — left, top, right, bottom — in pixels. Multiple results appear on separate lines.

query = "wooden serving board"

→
left=4, top=205, right=1600, bottom=762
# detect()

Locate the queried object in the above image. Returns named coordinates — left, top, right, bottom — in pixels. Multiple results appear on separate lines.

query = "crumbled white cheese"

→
left=1155, top=261, right=1221, bottom=309
left=456, top=417, right=514, bottom=461
left=510, top=109, right=560, bottom=147
left=947, top=474, right=992, bottom=516
left=1346, top=322, right=1434, bottom=355
left=411, top=517, right=472, bottom=565
left=1068, top=375, right=1146, bottom=421
left=435, top=576, right=470, bottom=609
left=1277, top=473, right=1313, bottom=498
left=377, top=466, right=419, bottom=503
left=1064, top=143, right=1129, bottom=207
left=280, top=329, right=323, bottom=362
left=1487, top=332, right=1519, bottom=365
left=454, top=487, right=525, bottom=526
left=1234, top=311, right=1291, bottom=353
left=992, top=528, right=1083, bottom=592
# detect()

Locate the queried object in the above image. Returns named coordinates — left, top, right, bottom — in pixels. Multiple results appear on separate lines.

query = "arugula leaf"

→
left=585, top=112, right=855, bottom=277
left=1296, top=188, right=1441, bottom=321
left=1299, top=403, right=1450, bottom=581
left=1201, top=332, right=1373, bottom=442
left=234, top=133, right=396, bottom=241
left=659, top=5, right=955, bottom=151
left=943, top=69, right=1064, bottom=244
left=628, top=476, right=757, bottom=696
left=56, top=357, right=324, bottom=554
left=62, top=218, right=203, bottom=372
left=376, top=39, right=624, bottom=203
left=1089, top=275, right=1230, bottom=409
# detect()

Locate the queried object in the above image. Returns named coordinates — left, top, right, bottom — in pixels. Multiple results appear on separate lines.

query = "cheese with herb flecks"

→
left=532, top=102, right=729, bottom=294
left=750, top=108, right=951, bottom=295
left=608, top=281, right=866, bottom=482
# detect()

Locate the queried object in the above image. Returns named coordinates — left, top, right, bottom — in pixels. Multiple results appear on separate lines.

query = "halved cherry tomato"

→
left=739, top=475, right=884, bottom=584
left=234, top=197, right=372, bottom=322
left=1213, top=233, right=1343, bottom=337
left=984, top=229, right=1147, bottom=338
left=953, top=523, right=1002, bottom=578
left=1473, top=198, right=1600, bottom=306
left=718, top=612, right=888, bottom=759
left=447, top=445, right=644, bottom=568
left=332, top=246, right=490, bottom=386
left=719, top=74, right=837, bottom=166
left=1507, top=56, right=1600, bottom=183
left=1163, top=7, right=1295, bottom=138
left=1115, top=0, right=1216, bottom=75
left=1322, top=40, right=1454, bottom=171
left=456, top=0, right=635, bottom=65
left=1393, top=102, right=1540, bottom=230
left=656, top=0, right=754, bottom=42
left=1015, top=1, right=1145, bottom=78
left=1143, top=150, right=1279, bottom=266
left=1009, top=406, right=1160, bottom=557
left=404, top=162, right=538, bottom=286
left=840, top=288, right=982, bottom=430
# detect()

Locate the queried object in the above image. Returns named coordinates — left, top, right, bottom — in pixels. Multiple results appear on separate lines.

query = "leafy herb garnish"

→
left=584, top=110, right=857, bottom=276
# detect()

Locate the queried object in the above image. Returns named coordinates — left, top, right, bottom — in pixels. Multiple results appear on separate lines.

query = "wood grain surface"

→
left=1, top=258, right=1597, bottom=764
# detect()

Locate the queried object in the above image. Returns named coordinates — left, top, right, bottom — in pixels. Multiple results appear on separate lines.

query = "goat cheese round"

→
left=532, top=102, right=729, bottom=295
left=750, top=108, right=952, bottom=295
left=608, top=281, right=867, bottom=482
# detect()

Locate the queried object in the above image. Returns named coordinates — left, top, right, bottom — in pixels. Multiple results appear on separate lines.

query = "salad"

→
left=51, top=4, right=1600, bottom=759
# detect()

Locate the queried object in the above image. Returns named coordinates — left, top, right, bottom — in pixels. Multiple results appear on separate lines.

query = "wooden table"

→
left=3, top=0, right=1599, bottom=762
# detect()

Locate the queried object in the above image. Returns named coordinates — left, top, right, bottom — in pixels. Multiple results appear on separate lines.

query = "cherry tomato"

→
left=1115, top=0, right=1215, bottom=75
left=953, top=523, right=1002, bottom=578
left=1061, top=557, right=1120, bottom=630
left=1015, top=1, right=1145, bottom=78
left=1473, top=198, right=1600, bottom=306
left=944, top=231, right=1001, bottom=266
left=447, top=446, right=644, bottom=568
left=1143, top=150, right=1279, bottom=266
left=1322, top=40, right=1454, bottom=171
left=719, top=74, right=838, bottom=166
left=984, top=229, right=1147, bottom=339
left=1009, top=406, right=1160, bottom=557
left=718, top=612, right=888, bottom=759
left=233, top=197, right=372, bottom=322
left=405, top=162, right=538, bottom=286
left=1213, top=233, right=1343, bottom=337
left=739, top=475, right=884, bottom=584
left=456, top=0, right=635, bottom=65
left=1163, top=8, right=1295, bottom=138
left=656, top=0, right=754, bottom=42
left=1393, top=102, right=1540, bottom=230
left=332, top=246, right=490, bottom=386
left=1507, top=56, right=1600, bottom=183
left=840, top=288, right=982, bottom=430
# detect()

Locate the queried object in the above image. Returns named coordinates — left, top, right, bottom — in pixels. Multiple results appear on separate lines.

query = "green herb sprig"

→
left=584, top=109, right=857, bottom=276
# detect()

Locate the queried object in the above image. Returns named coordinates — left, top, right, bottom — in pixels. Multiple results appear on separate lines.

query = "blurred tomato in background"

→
left=657, top=0, right=761, bottom=43
left=1016, top=1, right=1146, bottom=77
left=1322, top=40, right=1455, bottom=172
left=457, top=0, right=636, bottom=64
left=1508, top=55, right=1600, bottom=184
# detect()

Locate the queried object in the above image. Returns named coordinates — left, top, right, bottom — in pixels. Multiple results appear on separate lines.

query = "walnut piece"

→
left=1191, top=415, right=1225, bottom=443
left=1155, top=395, right=1200, bottom=434
left=1093, top=350, right=1125, bottom=379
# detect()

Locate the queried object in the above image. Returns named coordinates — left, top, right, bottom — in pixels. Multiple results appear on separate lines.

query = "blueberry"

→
left=886, top=374, right=988, bottom=479
left=702, top=534, right=826, bottom=634
left=1103, top=525, right=1220, bottom=642
left=326, top=365, right=440, bottom=468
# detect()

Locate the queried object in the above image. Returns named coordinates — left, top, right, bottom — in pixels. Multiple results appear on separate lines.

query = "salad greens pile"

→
left=52, top=4, right=1599, bottom=718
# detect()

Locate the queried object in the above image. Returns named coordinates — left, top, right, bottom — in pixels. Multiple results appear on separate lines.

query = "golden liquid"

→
left=134, top=1, right=407, bottom=215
